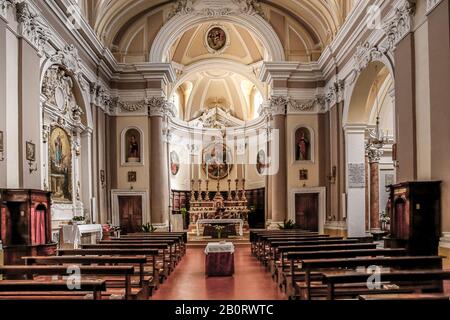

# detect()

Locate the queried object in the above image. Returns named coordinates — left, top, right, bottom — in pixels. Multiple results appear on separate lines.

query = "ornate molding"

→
left=347, top=42, right=390, bottom=85
left=325, top=80, right=345, bottom=107
left=426, top=0, right=443, bottom=15
left=148, top=97, right=176, bottom=118
left=259, top=96, right=288, bottom=117
left=366, top=146, right=383, bottom=163
left=383, top=0, right=416, bottom=51
left=110, top=98, right=145, bottom=113
left=50, top=45, right=87, bottom=91
left=16, top=1, right=50, bottom=52
left=42, top=66, right=84, bottom=124
left=288, top=95, right=326, bottom=114
left=0, top=0, right=15, bottom=20
left=90, top=83, right=111, bottom=111
left=168, top=0, right=266, bottom=20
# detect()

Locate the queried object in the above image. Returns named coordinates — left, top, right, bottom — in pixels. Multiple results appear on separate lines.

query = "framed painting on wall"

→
left=128, top=171, right=137, bottom=183
left=26, top=141, right=36, bottom=162
left=0, top=130, right=3, bottom=153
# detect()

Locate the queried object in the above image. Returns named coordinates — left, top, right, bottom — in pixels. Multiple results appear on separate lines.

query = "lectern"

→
left=384, top=181, right=441, bottom=255
left=0, top=189, right=57, bottom=264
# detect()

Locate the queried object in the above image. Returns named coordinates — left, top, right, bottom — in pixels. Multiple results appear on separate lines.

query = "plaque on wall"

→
left=348, top=163, right=365, bottom=188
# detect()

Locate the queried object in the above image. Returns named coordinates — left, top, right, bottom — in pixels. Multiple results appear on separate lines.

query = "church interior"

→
left=0, top=0, right=450, bottom=302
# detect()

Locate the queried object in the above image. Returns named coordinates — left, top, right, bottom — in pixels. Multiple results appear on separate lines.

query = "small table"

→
left=204, top=242, right=235, bottom=277
left=196, top=219, right=243, bottom=237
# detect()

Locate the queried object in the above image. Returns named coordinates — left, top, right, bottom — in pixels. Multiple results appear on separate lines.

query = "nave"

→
left=153, top=245, right=285, bottom=300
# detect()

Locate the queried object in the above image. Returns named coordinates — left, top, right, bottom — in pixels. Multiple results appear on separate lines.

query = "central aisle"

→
left=152, top=244, right=286, bottom=300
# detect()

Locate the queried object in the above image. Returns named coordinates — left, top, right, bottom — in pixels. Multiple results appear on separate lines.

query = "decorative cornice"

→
left=110, top=98, right=146, bottom=113
left=0, top=0, right=15, bottom=20
left=90, top=83, right=111, bottom=112
left=16, top=1, right=50, bottom=52
left=382, top=0, right=416, bottom=51
left=168, top=0, right=266, bottom=20
left=426, top=0, right=443, bottom=15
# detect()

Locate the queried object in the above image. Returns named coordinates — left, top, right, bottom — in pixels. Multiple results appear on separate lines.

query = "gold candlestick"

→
left=205, top=179, right=210, bottom=201
left=227, top=179, right=232, bottom=200
left=241, top=178, right=247, bottom=201
left=235, top=179, right=240, bottom=201
left=190, top=179, right=196, bottom=202
left=197, top=179, right=202, bottom=201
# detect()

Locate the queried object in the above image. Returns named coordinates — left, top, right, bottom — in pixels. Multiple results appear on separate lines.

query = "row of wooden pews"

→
left=0, top=231, right=187, bottom=300
left=250, top=230, right=450, bottom=300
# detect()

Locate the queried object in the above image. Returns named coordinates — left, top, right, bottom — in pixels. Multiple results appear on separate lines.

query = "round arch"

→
left=343, top=60, right=395, bottom=127
left=150, top=14, right=285, bottom=63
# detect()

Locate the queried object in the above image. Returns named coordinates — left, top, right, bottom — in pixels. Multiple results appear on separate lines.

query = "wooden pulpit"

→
left=384, top=181, right=441, bottom=255
left=0, top=189, right=57, bottom=264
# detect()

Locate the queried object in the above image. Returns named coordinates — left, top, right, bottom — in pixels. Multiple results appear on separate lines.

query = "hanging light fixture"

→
left=366, top=66, right=389, bottom=152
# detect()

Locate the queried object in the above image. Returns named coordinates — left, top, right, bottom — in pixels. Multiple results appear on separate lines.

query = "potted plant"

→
left=72, top=216, right=86, bottom=225
left=141, top=223, right=156, bottom=233
left=180, top=207, right=188, bottom=230
left=278, top=219, right=296, bottom=230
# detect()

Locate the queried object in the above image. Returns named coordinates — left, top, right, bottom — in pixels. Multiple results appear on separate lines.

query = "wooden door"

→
left=118, top=196, right=143, bottom=234
left=295, top=193, right=319, bottom=232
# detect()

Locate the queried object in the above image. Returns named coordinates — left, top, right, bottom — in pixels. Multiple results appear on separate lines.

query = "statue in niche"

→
left=295, top=128, right=311, bottom=161
left=126, top=129, right=141, bottom=163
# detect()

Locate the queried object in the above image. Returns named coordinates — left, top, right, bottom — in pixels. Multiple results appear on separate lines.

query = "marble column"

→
left=265, top=97, right=287, bottom=229
left=149, top=98, right=170, bottom=227
left=365, top=155, right=370, bottom=232
left=369, top=159, right=380, bottom=231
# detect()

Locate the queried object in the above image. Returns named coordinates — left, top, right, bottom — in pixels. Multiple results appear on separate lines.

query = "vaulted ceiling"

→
left=78, top=0, right=358, bottom=63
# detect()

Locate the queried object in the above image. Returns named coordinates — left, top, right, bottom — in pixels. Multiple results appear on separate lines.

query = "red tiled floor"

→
left=152, top=244, right=286, bottom=300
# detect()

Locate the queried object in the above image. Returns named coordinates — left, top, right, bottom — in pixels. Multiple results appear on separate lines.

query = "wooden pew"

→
left=102, top=238, right=183, bottom=264
left=359, top=293, right=450, bottom=301
left=57, top=249, right=161, bottom=286
left=121, top=232, right=187, bottom=254
left=262, top=239, right=361, bottom=268
left=299, top=256, right=443, bottom=300
left=250, top=231, right=319, bottom=255
left=0, top=279, right=106, bottom=300
left=323, top=270, right=450, bottom=300
left=283, top=248, right=406, bottom=298
left=0, top=265, right=137, bottom=300
left=23, top=255, right=153, bottom=298
left=81, top=243, right=173, bottom=276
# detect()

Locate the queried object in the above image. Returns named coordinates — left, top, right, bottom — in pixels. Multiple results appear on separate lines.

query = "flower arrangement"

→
left=214, top=225, right=225, bottom=239
left=72, top=216, right=85, bottom=224
left=380, top=211, right=390, bottom=231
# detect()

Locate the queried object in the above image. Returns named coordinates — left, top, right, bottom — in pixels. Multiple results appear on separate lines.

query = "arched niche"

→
left=292, top=125, right=314, bottom=164
left=121, top=126, right=144, bottom=166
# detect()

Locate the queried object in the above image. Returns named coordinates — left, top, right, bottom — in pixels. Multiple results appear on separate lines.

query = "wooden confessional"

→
left=0, top=189, right=57, bottom=265
left=384, top=181, right=441, bottom=255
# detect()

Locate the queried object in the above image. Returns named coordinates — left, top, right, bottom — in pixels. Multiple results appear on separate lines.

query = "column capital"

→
left=259, top=96, right=288, bottom=117
left=16, top=1, right=50, bottom=53
left=366, top=147, right=383, bottom=163
left=426, top=0, right=443, bottom=15
left=383, top=0, right=416, bottom=51
left=148, top=96, right=176, bottom=118
left=0, top=0, right=15, bottom=21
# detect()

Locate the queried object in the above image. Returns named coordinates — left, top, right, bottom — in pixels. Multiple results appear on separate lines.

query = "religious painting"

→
left=170, top=151, right=180, bottom=176
left=206, top=27, right=227, bottom=52
left=202, top=142, right=233, bottom=180
left=295, top=127, right=312, bottom=161
left=299, top=169, right=308, bottom=181
left=125, top=128, right=141, bottom=163
left=0, top=130, right=3, bottom=153
left=128, top=171, right=137, bottom=183
left=256, top=149, right=269, bottom=175
left=49, top=127, right=72, bottom=203
left=26, top=141, right=36, bottom=162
